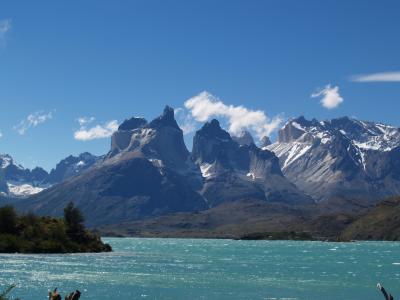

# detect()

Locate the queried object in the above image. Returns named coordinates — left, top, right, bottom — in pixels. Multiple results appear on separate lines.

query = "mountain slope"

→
left=341, top=197, right=400, bottom=241
left=19, top=107, right=315, bottom=227
left=18, top=107, right=207, bottom=226
left=267, top=116, right=400, bottom=202
left=45, top=152, right=99, bottom=184
left=192, top=119, right=313, bottom=206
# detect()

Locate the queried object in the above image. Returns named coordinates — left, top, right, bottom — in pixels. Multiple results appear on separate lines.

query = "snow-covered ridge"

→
left=268, top=117, right=400, bottom=172
left=1, top=152, right=99, bottom=198
left=0, top=154, right=24, bottom=170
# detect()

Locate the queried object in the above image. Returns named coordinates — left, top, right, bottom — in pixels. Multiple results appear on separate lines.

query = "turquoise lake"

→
left=0, top=238, right=399, bottom=299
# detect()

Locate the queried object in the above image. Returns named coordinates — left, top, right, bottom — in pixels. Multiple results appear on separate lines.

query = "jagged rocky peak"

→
left=0, top=154, right=23, bottom=170
left=260, top=136, right=272, bottom=148
left=196, top=119, right=231, bottom=140
left=279, top=117, right=307, bottom=143
left=192, top=119, right=234, bottom=164
left=142, top=105, right=190, bottom=168
left=111, top=117, right=148, bottom=155
left=149, top=105, right=180, bottom=130
left=268, top=115, right=400, bottom=202
left=0, top=154, right=50, bottom=197
left=110, top=106, right=191, bottom=170
left=30, top=167, right=49, bottom=182
left=118, top=117, right=147, bottom=131
left=325, top=117, right=400, bottom=152
left=46, top=152, right=98, bottom=184
left=277, top=116, right=400, bottom=152
left=232, top=130, right=254, bottom=146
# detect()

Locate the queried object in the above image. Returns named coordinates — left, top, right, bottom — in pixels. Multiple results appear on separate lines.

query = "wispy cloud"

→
left=0, top=131, right=3, bottom=139
left=77, top=116, right=95, bottom=126
left=311, top=84, right=343, bottom=109
left=14, top=111, right=53, bottom=135
left=74, top=120, right=118, bottom=141
left=351, top=71, right=400, bottom=82
left=0, top=18, right=12, bottom=46
left=181, top=91, right=283, bottom=138
left=174, top=108, right=197, bottom=135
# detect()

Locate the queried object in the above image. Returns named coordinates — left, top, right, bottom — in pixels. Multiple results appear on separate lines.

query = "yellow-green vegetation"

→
left=0, top=202, right=112, bottom=253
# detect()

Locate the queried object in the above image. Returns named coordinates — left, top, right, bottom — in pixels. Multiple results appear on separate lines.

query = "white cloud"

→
left=311, top=85, right=343, bottom=109
left=351, top=71, right=400, bottom=82
left=0, top=19, right=12, bottom=45
left=174, top=108, right=197, bottom=135
left=14, top=111, right=53, bottom=135
left=0, top=131, right=2, bottom=139
left=182, top=91, right=283, bottom=138
left=74, top=120, right=118, bottom=141
left=77, top=116, right=95, bottom=126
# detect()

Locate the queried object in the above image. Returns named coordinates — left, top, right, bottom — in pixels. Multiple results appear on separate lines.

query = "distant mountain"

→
left=192, top=119, right=312, bottom=206
left=0, top=154, right=49, bottom=197
left=12, top=109, right=400, bottom=234
left=267, top=116, right=400, bottom=202
left=19, top=106, right=208, bottom=226
left=0, top=153, right=99, bottom=198
left=18, top=107, right=313, bottom=227
left=45, top=152, right=99, bottom=184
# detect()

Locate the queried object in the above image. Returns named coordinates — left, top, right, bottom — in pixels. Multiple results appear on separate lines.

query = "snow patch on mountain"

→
left=7, top=182, right=46, bottom=197
left=200, top=163, right=215, bottom=178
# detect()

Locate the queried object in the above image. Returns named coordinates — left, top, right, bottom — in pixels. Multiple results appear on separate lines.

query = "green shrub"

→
left=0, top=203, right=112, bottom=253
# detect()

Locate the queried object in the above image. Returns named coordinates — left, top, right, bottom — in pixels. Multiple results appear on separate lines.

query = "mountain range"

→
left=4, top=106, right=400, bottom=239
left=0, top=152, right=98, bottom=197
left=267, top=116, right=400, bottom=202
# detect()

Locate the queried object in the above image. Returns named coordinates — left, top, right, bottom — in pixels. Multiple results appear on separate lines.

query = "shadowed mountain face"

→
left=192, top=119, right=313, bottom=207
left=17, top=110, right=400, bottom=228
left=267, top=116, right=400, bottom=202
left=18, top=107, right=312, bottom=227
left=45, top=152, right=99, bottom=184
left=19, top=107, right=208, bottom=226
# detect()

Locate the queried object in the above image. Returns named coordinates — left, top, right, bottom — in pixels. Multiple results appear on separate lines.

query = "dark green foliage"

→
left=64, top=202, right=85, bottom=242
left=0, top=206, right=19, bottom=235
left=0, top=205, right=112, bottom=253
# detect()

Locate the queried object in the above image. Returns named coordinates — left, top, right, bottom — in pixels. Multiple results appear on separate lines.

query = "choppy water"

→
left=0, top=238, right=400, bottom=299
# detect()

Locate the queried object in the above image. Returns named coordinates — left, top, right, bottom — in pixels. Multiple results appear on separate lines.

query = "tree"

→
left=63, top=202, right=85, bottom=242
left=0, top=206, right=19, bottom=235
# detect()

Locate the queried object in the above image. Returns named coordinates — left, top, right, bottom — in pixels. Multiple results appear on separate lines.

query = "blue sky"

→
left=1, top=0, right=400, bottom=170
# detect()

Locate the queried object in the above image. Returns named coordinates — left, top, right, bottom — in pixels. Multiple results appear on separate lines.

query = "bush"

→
left=0, top=206, right=18, bottom=235
left=0, top=203, right=112, bottom=253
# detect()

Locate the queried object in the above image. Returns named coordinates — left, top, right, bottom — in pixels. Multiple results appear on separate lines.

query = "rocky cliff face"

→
left=19, top=107, right=314, bottom=226
left=20, top=107, right=207, bottom=226
left=192, top=119, right=312, bottom=206
left=232, top=131, right=255, bottom=146
left=267, top=116, right=400, bottom=202
left=45, top=152, right=99, bottom=184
